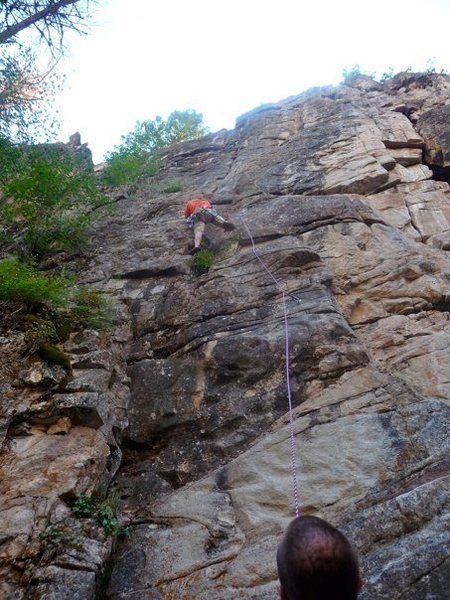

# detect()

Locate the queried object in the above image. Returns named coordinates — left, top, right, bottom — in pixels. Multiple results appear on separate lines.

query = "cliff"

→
left=1, top=71, right=450, bottom=599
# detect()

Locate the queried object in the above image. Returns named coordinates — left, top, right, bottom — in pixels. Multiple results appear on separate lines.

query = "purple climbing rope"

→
left=241, top=218, right=301, bottom=517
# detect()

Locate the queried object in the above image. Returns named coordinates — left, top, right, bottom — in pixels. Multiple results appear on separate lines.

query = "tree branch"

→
left=0, top=0, right=83, bottom=45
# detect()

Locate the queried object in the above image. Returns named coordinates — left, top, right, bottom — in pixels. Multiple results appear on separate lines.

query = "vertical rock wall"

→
left=1, top=72, right=450, bottom=599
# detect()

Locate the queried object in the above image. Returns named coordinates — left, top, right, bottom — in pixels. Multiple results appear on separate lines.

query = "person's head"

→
left=277, top=516, right=362, bottom=600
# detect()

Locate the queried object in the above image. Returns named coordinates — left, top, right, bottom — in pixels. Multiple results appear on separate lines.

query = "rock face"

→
left=1, top=71, right=450, bottom=599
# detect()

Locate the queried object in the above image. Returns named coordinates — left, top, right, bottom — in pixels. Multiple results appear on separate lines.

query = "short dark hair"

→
left=277, top=516, right=361, bottom=600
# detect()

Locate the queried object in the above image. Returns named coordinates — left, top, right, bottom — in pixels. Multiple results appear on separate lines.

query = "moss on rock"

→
left=38, top=343, right=72, bottom=371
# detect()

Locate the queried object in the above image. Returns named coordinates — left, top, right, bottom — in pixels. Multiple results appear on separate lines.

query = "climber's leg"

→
left=211, top=213, right=235, bottom=232
left=192, top=220, right=205, bottom=252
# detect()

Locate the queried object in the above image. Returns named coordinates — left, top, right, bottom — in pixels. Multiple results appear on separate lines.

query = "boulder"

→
left=417, top=104, right=450, bottom=168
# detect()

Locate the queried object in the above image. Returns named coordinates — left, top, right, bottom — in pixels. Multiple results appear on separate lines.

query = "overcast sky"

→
left=55, top=0, right=450, bottom=162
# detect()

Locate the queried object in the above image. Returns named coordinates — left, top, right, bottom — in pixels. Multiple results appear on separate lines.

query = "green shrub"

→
left=69, top=288, right=114, bottom=331
left=102, top=151, right=144, bottom=185
left=161, top=180, right=183, bottom=194
left=0, top=258, right=71, bottom=307
left=103, top=149, right=160, bottom=185
left=52, top=317, right=72, bottom=342
left=0, top=259, right=113, bottom=354
left=103, top=109, right=207, bottom=186
left=0, top=51, right=61, bottom=144
left=192, top=249, right=214, bottom=275
left=342, top=64, right=362, bottom=80
left=379, top=67, right=395, bottom=82
left=0, top=136, right=20, bottom=182
left=23, top=315, right=58, bottom=345
left=116, top=110, right=208, bottom=154
left=342, top=64, right=376, bottom=83
left=72, top=491, right=130, bottom=538
left=0, top=146, right=105, bottom=259
left=40, top=523, right=82, bottom=554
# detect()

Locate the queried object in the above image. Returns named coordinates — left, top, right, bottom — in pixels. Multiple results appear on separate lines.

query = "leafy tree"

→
left=0, top=49, right=62, bottom=140
left=119, top=110, right=209, bottom=154
left=0, top=1, right=95, bottom=141
left=102, top=147, right=160, bottom=186
left=1, top=145, right=104, bottom=259
left=104, top=110, right=208, bottom=185
left=0, top=134, right=19, bottom=180
left=0, top=2, right=110, bottom=354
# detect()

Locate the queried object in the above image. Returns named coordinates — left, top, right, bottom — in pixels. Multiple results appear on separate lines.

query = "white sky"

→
left=54, top=0, right=450, bottom=162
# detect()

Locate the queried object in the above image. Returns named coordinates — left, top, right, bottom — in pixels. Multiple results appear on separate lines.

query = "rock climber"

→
left=184, top=194, right=235, bottom=254
left=277, top=516, right=362, bottom=600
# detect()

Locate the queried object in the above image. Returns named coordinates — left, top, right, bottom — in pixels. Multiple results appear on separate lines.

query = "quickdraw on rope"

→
left=240, top=218, right=301, bottom=517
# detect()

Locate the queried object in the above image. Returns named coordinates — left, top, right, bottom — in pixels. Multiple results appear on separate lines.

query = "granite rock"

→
left=2, top=72, right=450, bottom=599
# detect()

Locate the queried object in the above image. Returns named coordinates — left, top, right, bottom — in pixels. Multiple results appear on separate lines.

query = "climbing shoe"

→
left=190, top=246, right=201, bottom=255
left=223, top=221, right=235, bottom=232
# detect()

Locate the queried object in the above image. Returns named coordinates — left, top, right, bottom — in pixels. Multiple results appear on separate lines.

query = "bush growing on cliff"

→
left=161, top=180, right=183, bottom=194
left=70, top=287, right=114, bottom=331
left=39, top=523, right=83, bottom=561
left=118, top=110, right=208, bottom=153
left=103, top=109, right=208, bottom=185
left=0, top=258, right=71, bottom=308
left=72, top=491, right=130, bottom=538
left=23, top=315, right=58, bottom=345
left=342, top=64, right=377, bottom=82
left=192, top=248, right=214, bottom=275
left=0, top=3, right=113, bottom=364
left=0, top=145, right=105, bottom=259
left=0, top=259, right=113, bottom=347
left=102, top=148, right=160, bottom=185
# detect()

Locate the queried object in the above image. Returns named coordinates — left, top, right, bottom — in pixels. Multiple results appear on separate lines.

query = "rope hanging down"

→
left=240, top=218, right=301, bottom=517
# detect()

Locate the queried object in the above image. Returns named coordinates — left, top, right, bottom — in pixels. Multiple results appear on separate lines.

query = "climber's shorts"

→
left=192, top=207, right=217, bottom=224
